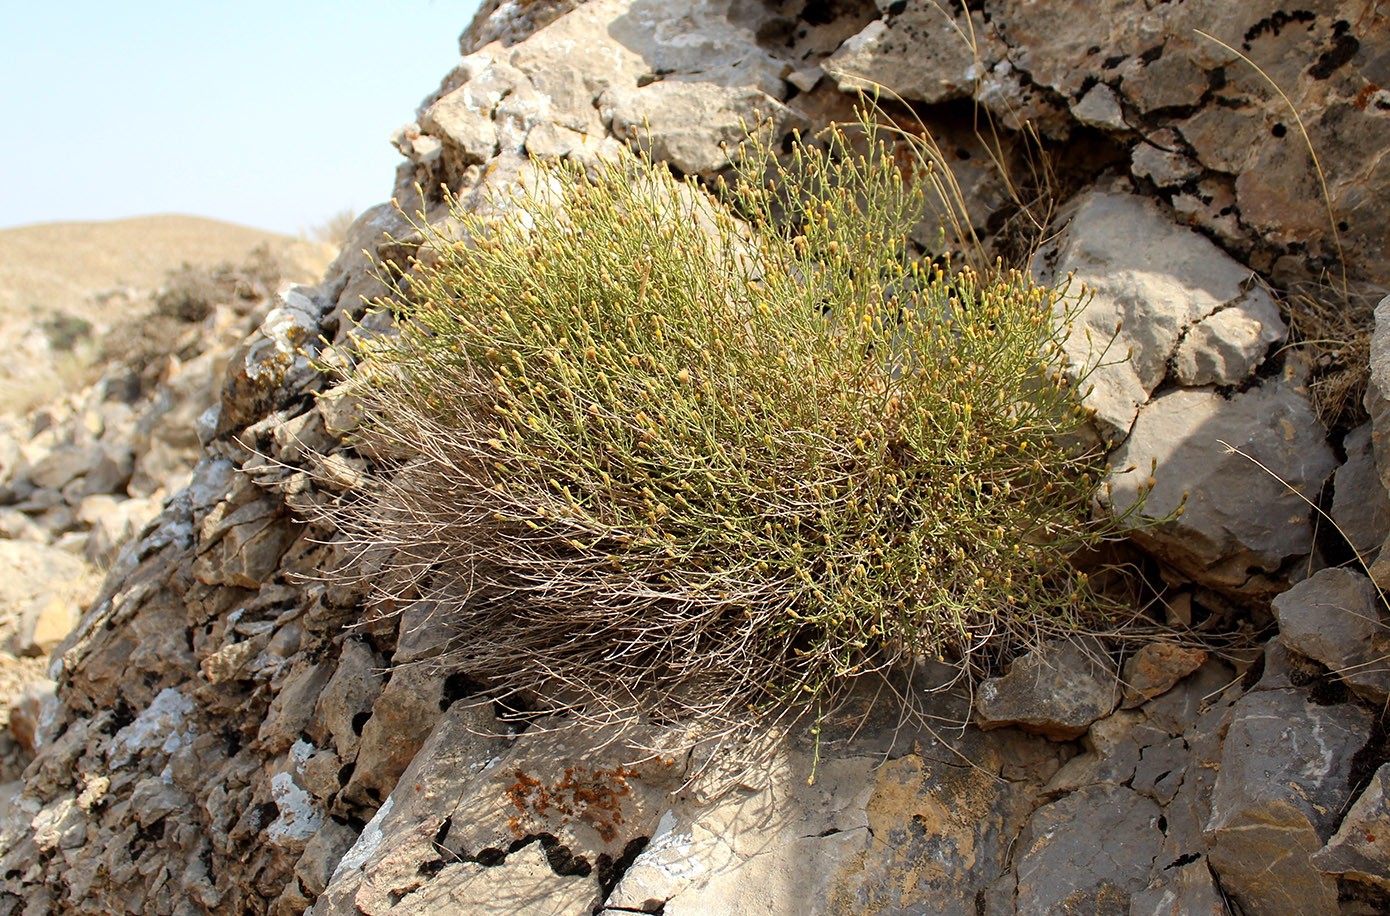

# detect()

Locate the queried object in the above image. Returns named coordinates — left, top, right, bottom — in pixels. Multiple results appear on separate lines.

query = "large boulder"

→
left=1105, top=380, right=1336, bottom=595
left=1205, top=688, right=1370, bottom=915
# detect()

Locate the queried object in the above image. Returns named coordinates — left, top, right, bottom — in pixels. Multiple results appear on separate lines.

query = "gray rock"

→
left=1014, top=784, right=1164, bottom=914
left=826, top=4, right=1002, bottom=105
left=1205, top=688, right=1371, bottom=916
left=1104, top=381, right=1336, bottom=595
left=1044, top=709, right=1144, bottom=793
left=1172, top=290, right=1286, bottom=388
left=603, top=82, right=799, bottom=178
left=193, top=493, right=299, bottom=589
left=419, top=70, right=503, bottom=166
left=1034, top=190, right=1286, bottom=437
left=1370, top=297, right=1390, bottom=463
left=216, top=287, right=325, bottom=437
left=1131, top=859, right=1230, bottom=916
left=1333, top=423, right=1390, bottom=565
left=1072, top=83, right=1127, bottom=130
left=387, top=843, right=602, bottom=916
left=974, top=640, right=1119, bottom=739
left=308, top=638, right=382, bottom=762
left=294, top=818, right=360, bottom=899
left=1130, top=131, right=1202, bottom=188
left=1312, top=761, right=1390, bottom=891
left=340, top=665, right=445, bottom=809
left=1273, top=566, right=1390, bottom=704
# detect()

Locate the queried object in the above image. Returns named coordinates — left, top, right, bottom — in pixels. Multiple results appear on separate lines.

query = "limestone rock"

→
left=6, top=1, right=1390, bottom=912
left=826, top=4, right=1003, bottom=105
left=1105, top=381, right=1336, bottom=595
left=1072, top=83, right=1127, bottom=130
left=386, top=843, right=603, bottom=916
left=1272, top=566, right=1390, bottom=704
left=1033, top=190, right=1286, bottom=437
left=974, top=640, right=1119, bottom=739
left=1131, top=859, right=1229, bottom=916
left=1312, top=762, right=1390, bottom=891
left=1367, top=295, right=1390, bottom=493
left=7, top=679, right=55, bottom=755
left=1333, top=423, right=1390, bottom=566
left=603, top=82, right=800, bottom=178
left=1172, top=292, right=1286, bottom=388
left=216, top=287, right=325, bottom=436
left=1205, top=688, right=1370, bottom=916
left=0, top=541, right=99, bottom=658
left=1130, top=131, right=1202, bottom=188
left=1014, top=784, right=1164, bottom=913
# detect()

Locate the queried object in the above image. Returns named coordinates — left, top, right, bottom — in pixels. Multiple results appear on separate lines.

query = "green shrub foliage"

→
left=340, top=115, right=1129, bottom=728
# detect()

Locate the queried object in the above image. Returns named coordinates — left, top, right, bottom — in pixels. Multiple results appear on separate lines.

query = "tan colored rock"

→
left=1121, top=643, right=1209, bottom=709
left=0, top=541, right=99, bottom=658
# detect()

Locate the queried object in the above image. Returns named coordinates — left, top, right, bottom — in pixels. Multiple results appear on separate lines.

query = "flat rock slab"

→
left=974, top=640, right=1119, bottom=740
left=1014, top=783, right=1164, bottom=913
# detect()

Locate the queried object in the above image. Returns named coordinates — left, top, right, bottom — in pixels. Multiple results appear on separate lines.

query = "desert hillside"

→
left=0, top=214, right=329, bottom=314
left=0, top=215, right=333, bottom=414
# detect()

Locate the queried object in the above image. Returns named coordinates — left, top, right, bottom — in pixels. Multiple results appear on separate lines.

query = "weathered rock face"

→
left=1, top=0, right=1387, bottom=914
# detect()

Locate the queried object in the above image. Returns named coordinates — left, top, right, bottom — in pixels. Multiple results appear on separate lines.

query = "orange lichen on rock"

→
left=503, top=765, right=641, bottom=844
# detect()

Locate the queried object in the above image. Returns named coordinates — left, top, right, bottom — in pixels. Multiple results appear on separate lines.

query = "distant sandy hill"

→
left=0, top=214, right=336, bottom=414
left=0, top=214, right=332, bottom=319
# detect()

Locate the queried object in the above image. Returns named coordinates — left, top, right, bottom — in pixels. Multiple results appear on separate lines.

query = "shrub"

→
left=334, top=112, right=1134, bottom=734
left=40, top=311, right=93, bottom=352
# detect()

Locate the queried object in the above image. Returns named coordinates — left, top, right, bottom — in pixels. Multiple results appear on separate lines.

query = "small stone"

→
left=787, top=66, right=823, bottom=93
left=1121, top=642, right=1208, bottom=708
left=9, top=594, right=79, bottom=658
left=1072, top=83, right=1127, bottom=130
left=1130, top=131, right=1202, bottom=187
left=974, top=640, right=1119, bottom=739
left=1273, top=567, right=1390, bottom=704
left=8, top=679, right=55, bottom=754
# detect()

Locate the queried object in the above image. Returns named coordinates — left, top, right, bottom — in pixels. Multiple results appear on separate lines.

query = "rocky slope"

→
left=3, top=1, right=1390, bottom=914
left=0, top=215, right=331, bottom=415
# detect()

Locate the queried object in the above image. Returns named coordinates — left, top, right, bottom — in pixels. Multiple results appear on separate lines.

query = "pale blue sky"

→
left=0, top=1, right=483, bottom=235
